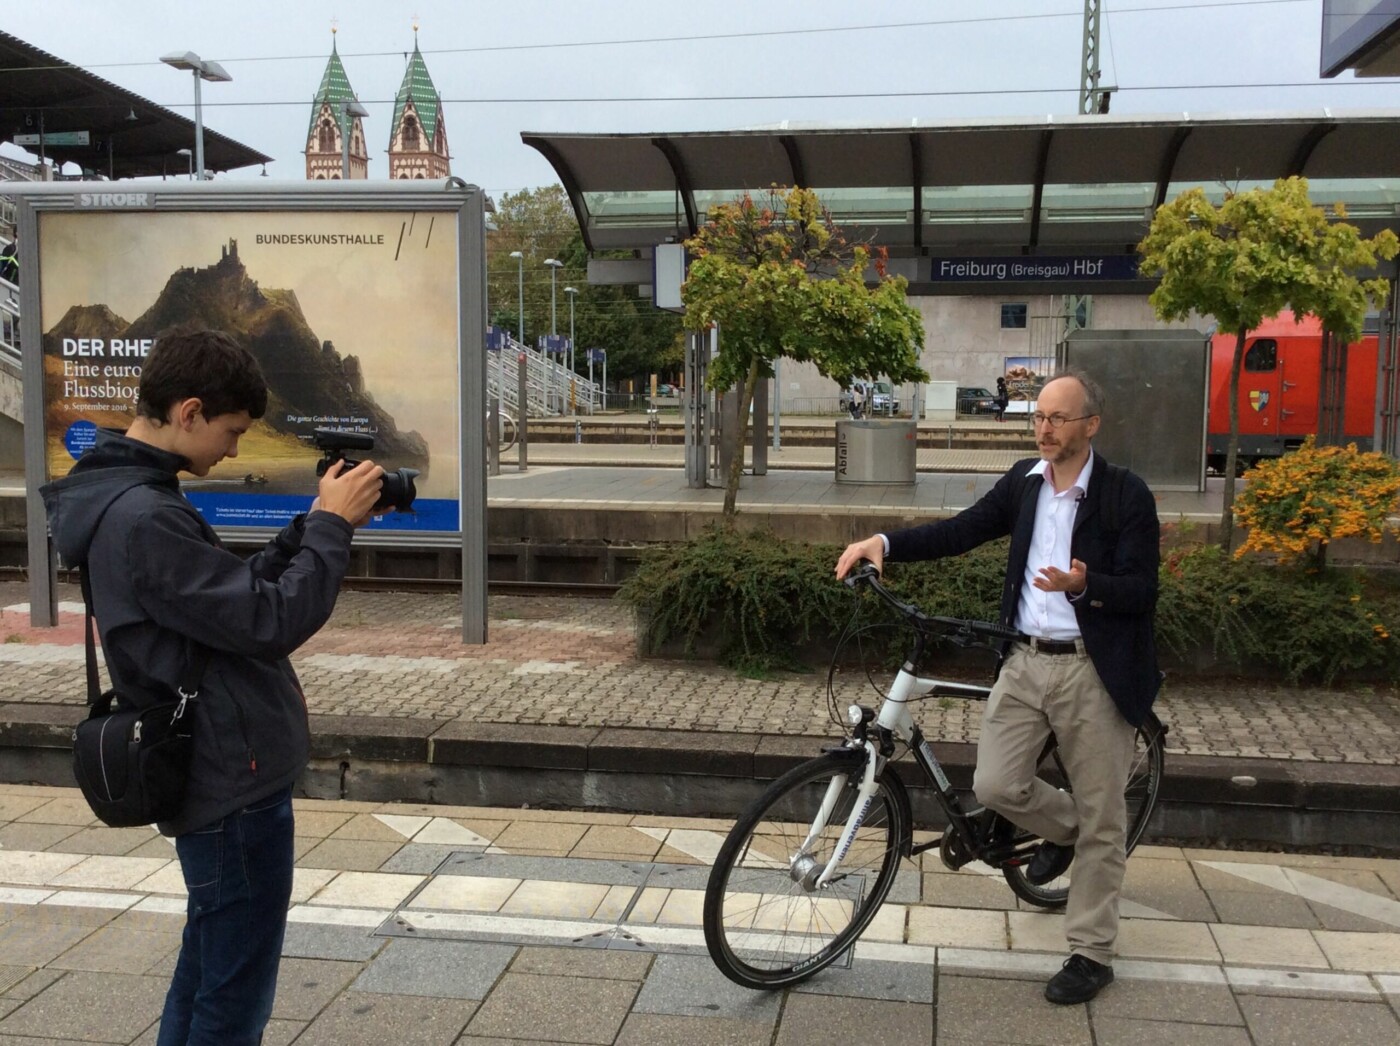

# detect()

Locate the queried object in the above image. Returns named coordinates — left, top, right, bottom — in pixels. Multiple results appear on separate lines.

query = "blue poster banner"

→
left=929, top=255, right=1142, bottom=283
left=185, top=492, right=460, bottom=533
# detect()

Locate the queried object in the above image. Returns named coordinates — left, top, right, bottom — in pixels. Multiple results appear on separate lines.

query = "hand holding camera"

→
left=311, top=428, right=420, bottom=525
left=316, top=458, right=385, bottom=526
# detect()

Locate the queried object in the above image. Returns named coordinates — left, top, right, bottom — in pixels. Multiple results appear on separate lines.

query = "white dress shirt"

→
left=1014, top=453, right=1093, bottom=640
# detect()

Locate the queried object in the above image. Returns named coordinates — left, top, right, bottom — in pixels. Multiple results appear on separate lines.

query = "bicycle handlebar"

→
left=843, top=561, right=1024, bottom=645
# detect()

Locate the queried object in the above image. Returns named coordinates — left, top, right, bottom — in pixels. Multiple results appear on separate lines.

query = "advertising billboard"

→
left=16, top=181, right=489, bottom=639
left=37, top=208, right=459, bottom=531
left=1003, top=356, right=1052, bottom=406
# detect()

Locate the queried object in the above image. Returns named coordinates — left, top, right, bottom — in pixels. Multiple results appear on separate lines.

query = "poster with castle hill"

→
left=37, top=209, right=460, bottom=532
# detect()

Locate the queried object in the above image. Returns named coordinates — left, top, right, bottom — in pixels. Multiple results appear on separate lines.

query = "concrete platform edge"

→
left=0, top=704, right=1395, bottom=852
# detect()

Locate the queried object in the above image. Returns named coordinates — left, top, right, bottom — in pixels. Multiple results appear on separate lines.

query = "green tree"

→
left=683, top=187, right=927, bottom=516
left=1138, top=176, right=1397, bottom=550
left=488, top=186, right=681, bottom=395
left=487, top=186, right=578, bottom=345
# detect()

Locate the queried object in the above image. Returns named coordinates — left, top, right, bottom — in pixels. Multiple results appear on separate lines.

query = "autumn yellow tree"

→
left=1138, top=176, right=1397, bottom=551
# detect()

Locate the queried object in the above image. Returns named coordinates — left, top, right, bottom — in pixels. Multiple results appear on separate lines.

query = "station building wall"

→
left=771, top=293, right=1205, bottom=414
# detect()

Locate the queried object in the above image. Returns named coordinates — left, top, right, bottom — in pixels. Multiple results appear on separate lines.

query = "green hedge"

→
left=618, top=526, right=1400, bottom=682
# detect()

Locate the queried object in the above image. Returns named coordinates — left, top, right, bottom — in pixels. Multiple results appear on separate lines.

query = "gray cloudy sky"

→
left=3, top=0, right=1398, bottom=196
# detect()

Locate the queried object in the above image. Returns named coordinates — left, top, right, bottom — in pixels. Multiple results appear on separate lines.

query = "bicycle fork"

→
left=791, top=740, right=882, bottom=891
left=793, top=664, right=927, bottom=891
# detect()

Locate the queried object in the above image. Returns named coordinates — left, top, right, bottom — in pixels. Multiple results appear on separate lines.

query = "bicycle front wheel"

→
left=1002, top=715, right=1165, bottom=908
left=703, top=751, right=907, bottom=989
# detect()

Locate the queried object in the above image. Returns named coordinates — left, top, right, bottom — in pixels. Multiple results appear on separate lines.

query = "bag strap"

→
left=78, top=565, right=212, bottom=706
left=79, top=568, right=101, bottom=706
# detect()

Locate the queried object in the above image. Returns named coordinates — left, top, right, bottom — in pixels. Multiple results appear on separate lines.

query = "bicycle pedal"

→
left=938, top=831, right=976, bottom=871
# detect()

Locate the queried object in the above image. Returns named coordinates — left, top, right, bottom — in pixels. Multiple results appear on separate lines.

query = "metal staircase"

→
left=487, top=334, right=601, bottom=417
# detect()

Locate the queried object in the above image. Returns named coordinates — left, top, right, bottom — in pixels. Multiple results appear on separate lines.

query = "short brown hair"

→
left=137, top=330, right=268, bottom=422
left=1045, top=370, right=1104, bottom=417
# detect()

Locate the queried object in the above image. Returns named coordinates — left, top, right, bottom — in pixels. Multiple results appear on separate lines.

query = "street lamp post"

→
left=340, top=99, right=369, bottom=179
left=543, top=258, right=564, bottom=414
left=176, top=148, right=192, bottom=180
left=564, top=286, right=578, bottom=413
left=160, top=51, right=233, bottom=181
left=508, top=251, right=524, bottom=343
left=543, top=258, right=563, bottom=335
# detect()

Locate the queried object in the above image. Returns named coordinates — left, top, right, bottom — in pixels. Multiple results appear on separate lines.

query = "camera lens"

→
left=375, top=468, right=419, bottom=512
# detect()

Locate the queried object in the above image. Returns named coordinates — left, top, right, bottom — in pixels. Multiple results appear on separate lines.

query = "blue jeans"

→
left=158, top=787, right=295, bottom=1046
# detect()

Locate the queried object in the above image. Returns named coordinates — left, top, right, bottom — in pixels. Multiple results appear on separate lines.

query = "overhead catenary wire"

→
left=19, top=78, right=1400, bottom=114
left=0, top=0, right=1345, bottom=74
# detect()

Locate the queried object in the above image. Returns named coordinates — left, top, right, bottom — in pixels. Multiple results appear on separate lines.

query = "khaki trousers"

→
left=972, top=643, right=1137, bottom=965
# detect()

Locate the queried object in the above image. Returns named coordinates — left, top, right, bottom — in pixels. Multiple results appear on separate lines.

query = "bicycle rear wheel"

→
left=703, top=751, right=907, bottom=989
left=1002, top=715, right=1165, bottom=908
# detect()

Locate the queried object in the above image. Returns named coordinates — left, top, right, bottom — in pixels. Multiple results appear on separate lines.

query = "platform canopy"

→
left=523, top=110, right=1400, bottom=254
left=0, top=30, right=271, bottom=180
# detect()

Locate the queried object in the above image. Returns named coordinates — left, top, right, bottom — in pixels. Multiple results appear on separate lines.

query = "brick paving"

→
left=3, top=584, right=1398, bottom=765
left=0, top=784, right=1396, bottom=1043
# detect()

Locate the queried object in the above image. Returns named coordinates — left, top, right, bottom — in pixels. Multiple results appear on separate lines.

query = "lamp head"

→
left=199, top=60, right=233, bottom=83
left=543, top=258, right=563, bottom=269
left=159, top=51, right=232, bottom=82
left=509, top=250, right=523, bottom=259
left=160, top=51, right=202, bottom=72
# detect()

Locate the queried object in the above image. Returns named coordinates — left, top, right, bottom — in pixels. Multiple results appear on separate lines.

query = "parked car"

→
left=840, top=380, right=901, bottom=415
left=957, top=386, right=997, bottom=415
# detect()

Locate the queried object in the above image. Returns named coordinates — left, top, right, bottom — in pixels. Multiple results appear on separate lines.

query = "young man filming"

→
left=42, top=329, right=383, bottom=1045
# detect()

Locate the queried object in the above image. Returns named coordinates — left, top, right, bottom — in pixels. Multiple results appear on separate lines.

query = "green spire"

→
left=308, top=38, right=359, bottom=143
left=392, top=39, right=443, bottom=146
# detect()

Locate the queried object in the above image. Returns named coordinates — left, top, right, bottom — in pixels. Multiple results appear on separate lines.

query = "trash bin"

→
left=835, top=418, right=917, bottom=484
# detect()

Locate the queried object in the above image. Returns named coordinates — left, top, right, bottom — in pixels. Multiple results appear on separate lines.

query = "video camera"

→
left=313, top=428, right=418, bottom=513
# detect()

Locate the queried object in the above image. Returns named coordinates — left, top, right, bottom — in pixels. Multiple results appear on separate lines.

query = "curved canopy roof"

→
left=0, top=30, right=270, bottom=180
left=523, top=110, right=1400, bottom=254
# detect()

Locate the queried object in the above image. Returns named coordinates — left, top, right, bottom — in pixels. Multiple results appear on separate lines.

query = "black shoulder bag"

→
left=71, top=569, right=211, bottom=828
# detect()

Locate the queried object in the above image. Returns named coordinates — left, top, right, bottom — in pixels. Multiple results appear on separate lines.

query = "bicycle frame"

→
left=809, top=647, right=1037, bottom=889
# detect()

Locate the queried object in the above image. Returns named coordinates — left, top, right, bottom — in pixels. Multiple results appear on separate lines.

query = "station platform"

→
left=3, top=440, right=1243, bottom=568
left=0, top=581, right=1397, bottom=1042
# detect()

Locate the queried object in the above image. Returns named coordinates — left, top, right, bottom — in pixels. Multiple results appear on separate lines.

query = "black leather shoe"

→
left=1045, top=954, right=1114, bottom=1005
left=1026, top=840, right=1074, bottom=886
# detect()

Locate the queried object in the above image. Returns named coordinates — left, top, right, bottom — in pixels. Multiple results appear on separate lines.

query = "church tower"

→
left=305, top=31, right=369, bottom=180
left=387, top=25, right=450, bottom=179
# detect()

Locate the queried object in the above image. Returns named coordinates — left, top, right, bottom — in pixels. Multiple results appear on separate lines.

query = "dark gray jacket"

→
left=40, top=429, right=353, bottom=836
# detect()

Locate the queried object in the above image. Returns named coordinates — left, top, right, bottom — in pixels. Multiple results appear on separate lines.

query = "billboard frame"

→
left=14, top=179, right=489, bottom=643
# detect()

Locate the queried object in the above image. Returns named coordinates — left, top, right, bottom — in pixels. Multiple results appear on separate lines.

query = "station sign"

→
left=928, top=254, right=1141, bottom=283
left=13, top=130, right=90, bottom=147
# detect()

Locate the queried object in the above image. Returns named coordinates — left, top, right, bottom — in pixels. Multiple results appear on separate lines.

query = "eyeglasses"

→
left=1032, top=412, right=1096, bottom=429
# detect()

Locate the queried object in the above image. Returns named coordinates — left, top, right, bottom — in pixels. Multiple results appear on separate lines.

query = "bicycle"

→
left=701, top=562, right=1166, bottom=989
left=486, top=406, right=518, bottom=454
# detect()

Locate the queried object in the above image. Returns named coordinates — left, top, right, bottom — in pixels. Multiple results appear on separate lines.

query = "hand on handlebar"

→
left=835, top=536, right=884, bottom=580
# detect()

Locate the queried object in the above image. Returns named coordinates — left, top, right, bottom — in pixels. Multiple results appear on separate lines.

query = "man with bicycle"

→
left=836, top=371, right=1160, bottom=1005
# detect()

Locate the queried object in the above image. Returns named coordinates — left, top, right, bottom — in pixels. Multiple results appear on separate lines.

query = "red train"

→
left=1207, top=312, right=1379, bottom=473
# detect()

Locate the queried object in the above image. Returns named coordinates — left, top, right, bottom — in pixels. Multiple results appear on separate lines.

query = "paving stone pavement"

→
left=0, top=784, right=1396, bottom=1044
left=1, top=580, right=1399, bottom=1041
left=2, top=584, right=1397, bottom=765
